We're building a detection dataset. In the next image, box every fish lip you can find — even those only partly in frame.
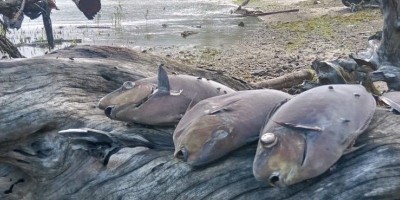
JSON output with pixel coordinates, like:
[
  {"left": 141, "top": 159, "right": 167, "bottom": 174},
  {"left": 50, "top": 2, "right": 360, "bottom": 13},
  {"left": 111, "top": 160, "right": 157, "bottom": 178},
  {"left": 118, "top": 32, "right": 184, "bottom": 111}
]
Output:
[
  {"left": 174, "top": 147, "right": 189, "bottom": 162},
  {"left": 97, "top": 100, "right": 107, "bottom": 110},
  {"left": 268, "top": 171, "right": 287, "bottom": 187},
  {"left": 135, "top": 94, "right": 151, "bottom": 108},
  {"left": 104, "top": 106, "right": 115, "bottom": 118}
]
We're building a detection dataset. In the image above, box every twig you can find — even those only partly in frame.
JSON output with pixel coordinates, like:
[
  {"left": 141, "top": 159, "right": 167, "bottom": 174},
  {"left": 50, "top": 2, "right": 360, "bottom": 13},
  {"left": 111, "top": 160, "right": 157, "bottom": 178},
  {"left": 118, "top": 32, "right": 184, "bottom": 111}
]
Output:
[
  {"left": 245, "top": 8, "right": 300, "bottom": 17},
  {"left": 0, "top": 35, "right": 24, "bottom": 58}
]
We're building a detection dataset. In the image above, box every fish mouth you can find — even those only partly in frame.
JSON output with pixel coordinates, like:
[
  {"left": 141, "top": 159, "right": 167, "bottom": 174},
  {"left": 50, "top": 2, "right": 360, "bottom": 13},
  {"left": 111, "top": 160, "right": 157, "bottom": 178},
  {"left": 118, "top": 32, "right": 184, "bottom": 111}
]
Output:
[
  {"left": 127, "top": 87, "right": 155, "bottom": 109},
  {"left": 174, "top": 147, "right": 189, "bottom": 162},
  {"left": 104, "top": 106, "right": 115, "bottom": 118},
  {"left": 268, "top": 171, "right": 284, "bottom": 187},
  {"left": 99, "top": 85, "right": 155, "bottom": 110},
  {"left": 268, "top": 172, "right": 281, "bottom": 187},
  {"left": 104, "top": 93, "right": 153, "bottom": 119}
]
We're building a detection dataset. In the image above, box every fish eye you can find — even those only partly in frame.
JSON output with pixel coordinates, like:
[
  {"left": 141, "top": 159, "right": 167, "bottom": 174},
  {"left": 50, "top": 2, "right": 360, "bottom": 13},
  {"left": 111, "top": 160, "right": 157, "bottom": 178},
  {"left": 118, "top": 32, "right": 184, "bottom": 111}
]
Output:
[
  {"left": 260, "top": 132, "right": 278, "bottom": 148},
  {"left": 122, "top": 81, "right": 135, "bottom": 89}
]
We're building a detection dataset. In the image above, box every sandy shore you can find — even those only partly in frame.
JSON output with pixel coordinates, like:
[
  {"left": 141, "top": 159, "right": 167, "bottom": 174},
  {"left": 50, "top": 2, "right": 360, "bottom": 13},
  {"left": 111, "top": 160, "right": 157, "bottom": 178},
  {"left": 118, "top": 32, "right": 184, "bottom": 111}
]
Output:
[{"left": 156, "top": 0, "right": 383, "bottom": 84}]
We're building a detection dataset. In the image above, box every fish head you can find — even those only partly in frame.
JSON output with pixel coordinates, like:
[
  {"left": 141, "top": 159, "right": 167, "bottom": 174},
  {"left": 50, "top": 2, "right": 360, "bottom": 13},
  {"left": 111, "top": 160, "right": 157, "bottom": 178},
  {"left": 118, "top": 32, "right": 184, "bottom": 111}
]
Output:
[
  {"left": 253, "top": 126, "right": 309, "bottom": 187},
  {"left": 107, "top": 92, "right": 191, "bottom": 125},
  {"left": 174, "top": 114, "right": 235, "bottom": 166},
  {"left": 98, "top": 81, "right": 156, "bottom": 110},
  {"left": 101, "top": 64, "right": 192, "bottom": 125}
]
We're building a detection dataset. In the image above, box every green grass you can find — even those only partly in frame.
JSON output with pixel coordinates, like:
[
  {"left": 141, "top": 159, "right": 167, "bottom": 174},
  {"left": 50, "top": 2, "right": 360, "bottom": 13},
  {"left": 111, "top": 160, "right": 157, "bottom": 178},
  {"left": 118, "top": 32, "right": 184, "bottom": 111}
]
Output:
[
  {"left": 233, "top": 0, "right": 261, "bottom": 4},
  {"left": 271, "top": 9, "right": 381, "bottom": 51}
]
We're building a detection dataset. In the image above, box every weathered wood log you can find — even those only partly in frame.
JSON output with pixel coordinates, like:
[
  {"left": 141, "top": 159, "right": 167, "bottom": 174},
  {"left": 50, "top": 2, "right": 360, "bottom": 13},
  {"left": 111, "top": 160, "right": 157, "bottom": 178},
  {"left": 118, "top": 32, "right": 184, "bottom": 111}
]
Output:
[
  {"left": 349, "top": 0, "right": 400, "bottom": 91},
  {"left": 0, "top": 35, "right": 23, "bottom": 58},
  {"left": 250, "top": 69, "right": 314, "bottom": 90},
  {"left": 0, "top": 45, "right": 399, "bottom": 199}
]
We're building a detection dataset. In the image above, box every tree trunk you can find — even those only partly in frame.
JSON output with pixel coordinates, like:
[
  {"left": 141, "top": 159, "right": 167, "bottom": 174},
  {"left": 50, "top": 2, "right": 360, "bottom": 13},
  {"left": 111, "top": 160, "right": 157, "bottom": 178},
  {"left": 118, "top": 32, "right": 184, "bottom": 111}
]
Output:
[
  {"left": 378, "top": 0, "right": 400, "bottom": 66},
  {"left": 0, "top": 45, "right": 399, "bottom": 199}
]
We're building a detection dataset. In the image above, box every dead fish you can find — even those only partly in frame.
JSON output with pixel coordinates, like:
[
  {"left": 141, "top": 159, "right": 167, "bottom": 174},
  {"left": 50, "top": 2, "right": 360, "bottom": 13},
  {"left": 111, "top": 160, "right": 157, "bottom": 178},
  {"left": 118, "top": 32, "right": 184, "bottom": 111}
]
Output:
[
  {"left": 173, "top": 89, "right": 292, "bottom": 166},
  {"left": 98, "top": 65, "right": 236, "bottom": 126},
  {"left": 253, "top": 84, "right": 376, "bottom": 187},
  {"left": 380, "top": 91, "right": 400, "bottom": 113}
]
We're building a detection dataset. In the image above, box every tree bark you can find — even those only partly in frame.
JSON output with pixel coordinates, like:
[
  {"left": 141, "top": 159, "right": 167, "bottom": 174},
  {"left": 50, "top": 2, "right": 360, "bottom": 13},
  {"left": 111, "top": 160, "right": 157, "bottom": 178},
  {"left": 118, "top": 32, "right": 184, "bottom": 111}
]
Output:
[
  {"left": 0, "top": 35, "right": 23, "bottom": 58},
  {"left": 0, "top": 45, "right": 399, "bottom": 199},
  {"left": 378, "top": 0, "right": 400, "bottom": 66}
]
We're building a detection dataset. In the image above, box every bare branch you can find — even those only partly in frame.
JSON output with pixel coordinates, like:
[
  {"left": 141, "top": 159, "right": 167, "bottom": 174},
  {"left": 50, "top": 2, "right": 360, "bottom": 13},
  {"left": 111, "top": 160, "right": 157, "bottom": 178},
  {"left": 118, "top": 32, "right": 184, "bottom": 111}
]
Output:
[{"left": 13, "top": 0, "right": 26, "bottom": 21}]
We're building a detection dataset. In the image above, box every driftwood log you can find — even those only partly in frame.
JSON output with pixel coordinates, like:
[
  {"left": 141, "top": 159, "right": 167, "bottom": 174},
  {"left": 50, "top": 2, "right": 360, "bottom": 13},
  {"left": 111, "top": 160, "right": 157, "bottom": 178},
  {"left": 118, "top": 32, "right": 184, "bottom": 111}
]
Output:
[
  {"left": 0, "top": 45, "right": 399, "bottom": 199},
  {"left": 250, "top": 69, "right": 314, "bottom": 90},
  {"left": 0, "top": 36, "right": 23, "bottom": 58}
]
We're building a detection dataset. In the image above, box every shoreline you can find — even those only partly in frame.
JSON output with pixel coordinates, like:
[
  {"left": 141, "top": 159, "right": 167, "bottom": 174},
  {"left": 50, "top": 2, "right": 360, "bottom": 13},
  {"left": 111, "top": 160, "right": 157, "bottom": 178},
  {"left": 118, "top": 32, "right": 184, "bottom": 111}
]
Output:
[{"left": 161, "top": 0, "right": 383, "bottom": 83}]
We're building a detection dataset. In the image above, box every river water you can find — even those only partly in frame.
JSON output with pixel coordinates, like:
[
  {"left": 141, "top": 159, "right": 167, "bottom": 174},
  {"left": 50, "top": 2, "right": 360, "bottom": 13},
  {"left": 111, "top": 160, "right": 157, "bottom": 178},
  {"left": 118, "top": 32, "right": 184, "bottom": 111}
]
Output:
[{"left": 8, "top": 0, "right": 263, "bottom": 57}]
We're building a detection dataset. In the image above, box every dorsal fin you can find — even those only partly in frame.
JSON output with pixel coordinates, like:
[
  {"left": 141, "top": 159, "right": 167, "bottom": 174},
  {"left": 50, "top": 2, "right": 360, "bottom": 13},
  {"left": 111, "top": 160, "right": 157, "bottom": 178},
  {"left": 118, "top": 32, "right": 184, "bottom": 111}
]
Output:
[{"left": 157, "top": 64, "right": 170, "bottom": 94}]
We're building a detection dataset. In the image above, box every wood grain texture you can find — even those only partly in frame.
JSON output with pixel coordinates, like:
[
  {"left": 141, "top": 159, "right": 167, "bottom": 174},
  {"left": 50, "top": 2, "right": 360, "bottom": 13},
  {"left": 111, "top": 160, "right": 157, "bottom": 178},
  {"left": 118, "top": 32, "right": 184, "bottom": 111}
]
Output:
[{"left": 0, "top": 45, "right": 399, "bottom": 200}]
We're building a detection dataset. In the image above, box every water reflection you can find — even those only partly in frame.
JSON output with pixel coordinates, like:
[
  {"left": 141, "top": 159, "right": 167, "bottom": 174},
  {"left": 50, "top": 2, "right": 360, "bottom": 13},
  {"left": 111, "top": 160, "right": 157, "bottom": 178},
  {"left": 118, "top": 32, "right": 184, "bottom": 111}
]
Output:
[{"left": 10, "top": 0, "right": 263, "bottom": 57}]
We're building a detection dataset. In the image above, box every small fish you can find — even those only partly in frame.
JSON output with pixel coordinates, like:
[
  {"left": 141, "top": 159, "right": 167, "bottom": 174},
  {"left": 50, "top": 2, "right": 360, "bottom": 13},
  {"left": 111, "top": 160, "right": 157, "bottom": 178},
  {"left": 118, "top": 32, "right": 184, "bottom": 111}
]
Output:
[
  {"left": 98, "top": 65, "right": 236, "bottom": 126},
  {"left": 173, "top": 89, "right": 292, "bottom": 166},
  {"left": 253, "top": 84, "right": 376, "bottom": 187}
]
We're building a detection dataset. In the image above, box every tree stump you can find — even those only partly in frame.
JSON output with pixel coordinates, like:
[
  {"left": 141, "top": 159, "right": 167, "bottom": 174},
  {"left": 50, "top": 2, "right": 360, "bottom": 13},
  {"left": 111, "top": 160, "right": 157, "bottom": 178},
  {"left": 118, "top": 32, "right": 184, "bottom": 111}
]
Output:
[{"left": 0, "top": 45, "right": 399, "bottom": 199}]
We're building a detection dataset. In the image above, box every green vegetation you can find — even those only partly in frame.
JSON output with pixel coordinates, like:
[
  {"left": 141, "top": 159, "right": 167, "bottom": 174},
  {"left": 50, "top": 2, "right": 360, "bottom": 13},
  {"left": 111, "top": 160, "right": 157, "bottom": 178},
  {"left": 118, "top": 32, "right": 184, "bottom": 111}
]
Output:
[
  {"left": 272, "top": 9, "right": 381, "bottom": 51},
  {"left": 112, "top": 0, "right": 124, "bottom": 28},
  {"left": 0, "top": 25, "right": 6, "bottom": 36},
  {"left": 233, "top": 0, "right": 261, "bottom": 4},
  {"left": 175, "top": 47, "right": 221, "bottom": 65}
]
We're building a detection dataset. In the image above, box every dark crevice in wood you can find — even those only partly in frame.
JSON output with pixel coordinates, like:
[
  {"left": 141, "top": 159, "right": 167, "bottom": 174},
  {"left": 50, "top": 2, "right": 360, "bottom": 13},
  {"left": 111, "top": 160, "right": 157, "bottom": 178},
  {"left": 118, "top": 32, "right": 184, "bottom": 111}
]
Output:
[{"left": 4, "top": 178, "right": 25, "bottom": 194}]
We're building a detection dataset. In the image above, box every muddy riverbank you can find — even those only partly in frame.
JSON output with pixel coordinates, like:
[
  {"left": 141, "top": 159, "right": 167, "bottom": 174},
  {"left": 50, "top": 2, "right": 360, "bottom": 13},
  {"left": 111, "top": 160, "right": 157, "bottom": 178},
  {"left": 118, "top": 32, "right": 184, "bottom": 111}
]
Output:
[{"left": 161, "top": 0, "right": 383, "bottom": 83}]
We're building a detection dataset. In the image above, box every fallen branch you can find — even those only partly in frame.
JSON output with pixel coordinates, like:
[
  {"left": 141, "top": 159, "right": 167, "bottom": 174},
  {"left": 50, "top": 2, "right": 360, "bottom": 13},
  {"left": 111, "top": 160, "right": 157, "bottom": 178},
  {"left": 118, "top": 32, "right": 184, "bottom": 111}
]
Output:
[
  {"left": 245, "top": 8, "right": 300, "bottom": 17},
  {"left": 13, "top": 0, "right": 26, "bottom": 21},
  {"left": 250, "top": 69, "right": 314, "bottom": 89},
  {"left": 0, "top": 35, "right": 24, "bottom": 58}
]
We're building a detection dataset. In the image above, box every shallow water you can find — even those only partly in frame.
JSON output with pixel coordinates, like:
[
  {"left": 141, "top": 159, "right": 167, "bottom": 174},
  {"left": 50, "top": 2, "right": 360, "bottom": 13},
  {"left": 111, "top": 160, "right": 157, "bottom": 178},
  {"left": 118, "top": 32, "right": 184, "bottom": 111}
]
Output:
[{"left": 9, "top": 0, "right": 264, "bottom": 57}]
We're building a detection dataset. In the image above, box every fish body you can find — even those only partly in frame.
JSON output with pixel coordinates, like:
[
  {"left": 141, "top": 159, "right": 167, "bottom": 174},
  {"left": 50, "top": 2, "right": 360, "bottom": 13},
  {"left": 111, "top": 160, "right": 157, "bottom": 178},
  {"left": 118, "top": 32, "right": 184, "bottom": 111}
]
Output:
[
  {"left": 173, "top": 89, "right": 292, "bottom": 166},
  {"left": 98, "top": 65, "right": 235, "bottom": 126},
  {"left": 253, "top": 84, "right": 376, "bottom": 187}
]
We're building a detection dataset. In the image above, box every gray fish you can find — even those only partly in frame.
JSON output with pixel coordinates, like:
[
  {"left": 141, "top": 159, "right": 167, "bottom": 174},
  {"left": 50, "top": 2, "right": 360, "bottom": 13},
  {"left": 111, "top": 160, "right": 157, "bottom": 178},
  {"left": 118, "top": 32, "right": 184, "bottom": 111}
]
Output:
[
  {"left": 253, "top": 84, "right": 376, "bottom": 187},
  {"left": 98, "top": 65, "right": 236, "bottom": 126},
  {"left": 173, "top": 89, "right": 292, "bottom": 166}
]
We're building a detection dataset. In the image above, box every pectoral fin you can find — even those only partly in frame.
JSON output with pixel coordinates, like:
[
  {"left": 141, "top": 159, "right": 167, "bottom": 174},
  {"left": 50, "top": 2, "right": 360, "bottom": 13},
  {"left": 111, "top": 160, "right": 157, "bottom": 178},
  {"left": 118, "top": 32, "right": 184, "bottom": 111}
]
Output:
[
  {"left": 344, "top": 144, "right": 366, "bottom": 155},
  {"left": 274, "top": 121, "right": 323, "bottom": 132},
  {"left": 207, "top": 99, "right": 240, "bottom": 115}
]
